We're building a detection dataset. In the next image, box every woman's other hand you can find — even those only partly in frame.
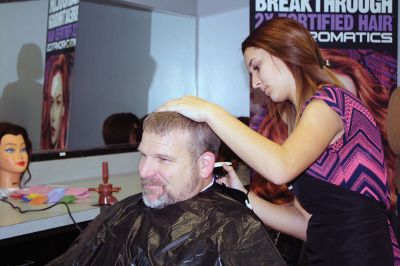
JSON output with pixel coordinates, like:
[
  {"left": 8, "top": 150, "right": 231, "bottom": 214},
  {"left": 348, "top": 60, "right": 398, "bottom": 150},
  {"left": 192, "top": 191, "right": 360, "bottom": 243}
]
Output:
[{"left": 216, "top": 163, "right": 247, "bottom": 194}]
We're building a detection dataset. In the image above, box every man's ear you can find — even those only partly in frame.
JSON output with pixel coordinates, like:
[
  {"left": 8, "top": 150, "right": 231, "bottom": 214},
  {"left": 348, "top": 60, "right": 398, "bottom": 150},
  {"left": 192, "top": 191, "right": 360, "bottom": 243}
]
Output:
[{"left": 197, "top": 151, "right": 215, "bottom": 179}]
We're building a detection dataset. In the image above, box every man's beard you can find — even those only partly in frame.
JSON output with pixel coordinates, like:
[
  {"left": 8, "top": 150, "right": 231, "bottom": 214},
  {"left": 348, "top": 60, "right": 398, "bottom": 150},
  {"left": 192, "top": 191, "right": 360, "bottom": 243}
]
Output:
[{"left": 141, "top": 168, "right": 200, "bottom": 209}]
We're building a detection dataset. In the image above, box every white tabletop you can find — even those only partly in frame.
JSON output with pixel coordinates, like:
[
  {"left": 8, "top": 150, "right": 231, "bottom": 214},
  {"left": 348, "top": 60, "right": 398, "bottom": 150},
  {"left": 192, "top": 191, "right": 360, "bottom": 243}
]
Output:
[{"left": 0, "top": 171, "right": 141, "bottom": 240}]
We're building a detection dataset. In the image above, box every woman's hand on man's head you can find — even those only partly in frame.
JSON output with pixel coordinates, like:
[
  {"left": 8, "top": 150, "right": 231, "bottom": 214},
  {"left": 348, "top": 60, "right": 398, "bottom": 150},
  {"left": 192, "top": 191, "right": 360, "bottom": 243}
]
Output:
[{"left": 157, "top": 95, "right": 217, "bottom": 123}]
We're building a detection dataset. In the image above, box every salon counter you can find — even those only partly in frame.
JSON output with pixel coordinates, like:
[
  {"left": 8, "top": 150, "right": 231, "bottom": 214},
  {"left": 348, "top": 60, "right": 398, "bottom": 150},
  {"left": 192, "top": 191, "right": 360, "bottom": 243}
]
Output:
[
  {"left": 0, "top": 162, "right": 251, "bottom": 240},
  {"left": 0, "top": 171, "right": 141, "bottom": 240}
]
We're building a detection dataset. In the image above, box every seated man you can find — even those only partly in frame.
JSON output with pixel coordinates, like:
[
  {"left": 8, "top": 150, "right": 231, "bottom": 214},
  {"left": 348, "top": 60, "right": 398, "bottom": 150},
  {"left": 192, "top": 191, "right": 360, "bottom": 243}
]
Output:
[{"left": 48, "top": 112, "right": 285, "bottom": 266}]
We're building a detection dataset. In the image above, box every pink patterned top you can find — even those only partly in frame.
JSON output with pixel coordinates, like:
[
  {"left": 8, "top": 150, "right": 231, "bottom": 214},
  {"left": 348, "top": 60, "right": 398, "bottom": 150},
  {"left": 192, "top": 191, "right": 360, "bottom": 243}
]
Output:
[
  {"left": 300, "top": 86, "right": 399, "bottom": 265},
  {"left": 302, "top": 86, "right": 391, "bottom": 208}
]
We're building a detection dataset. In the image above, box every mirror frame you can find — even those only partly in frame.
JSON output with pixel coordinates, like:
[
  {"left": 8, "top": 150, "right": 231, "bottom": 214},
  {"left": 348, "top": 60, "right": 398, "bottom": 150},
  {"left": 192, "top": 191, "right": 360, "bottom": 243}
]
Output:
[
  {"left": 23, "top": 0, "right": 197, "bottom": 162},
  {"left": 31, "top": 144, "right": 137, "bottom": 161}
]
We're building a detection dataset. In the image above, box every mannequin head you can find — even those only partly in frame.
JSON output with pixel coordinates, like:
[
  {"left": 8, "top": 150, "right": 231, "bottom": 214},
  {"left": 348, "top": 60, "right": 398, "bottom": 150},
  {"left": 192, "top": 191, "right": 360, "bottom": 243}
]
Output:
[{"left": 0, "top": 122, "right": 32, "bottom": 189}]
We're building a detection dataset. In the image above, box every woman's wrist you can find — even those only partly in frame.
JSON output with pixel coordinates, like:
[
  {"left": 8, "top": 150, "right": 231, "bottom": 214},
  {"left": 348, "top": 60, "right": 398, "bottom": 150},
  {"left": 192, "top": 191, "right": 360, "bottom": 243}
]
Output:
[{"left": 204, "top": 101, "right": 223, "bottom": 125}]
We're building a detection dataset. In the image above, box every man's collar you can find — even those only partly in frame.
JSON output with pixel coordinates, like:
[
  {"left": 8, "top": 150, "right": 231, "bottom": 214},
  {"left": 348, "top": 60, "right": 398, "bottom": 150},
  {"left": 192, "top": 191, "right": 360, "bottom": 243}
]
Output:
[{"left": 201, "top": 180, "right": 214, "bottom": 192}]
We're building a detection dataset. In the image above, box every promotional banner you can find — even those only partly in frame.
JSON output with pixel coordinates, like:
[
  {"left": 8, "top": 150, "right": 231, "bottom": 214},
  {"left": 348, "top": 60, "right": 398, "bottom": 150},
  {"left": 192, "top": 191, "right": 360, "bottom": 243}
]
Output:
[
  {"left": 41, "top": 0, "right": 79, "bottom": 150},
  {"left": 249, "top": 0, "right": 398, "bottom": 204}
]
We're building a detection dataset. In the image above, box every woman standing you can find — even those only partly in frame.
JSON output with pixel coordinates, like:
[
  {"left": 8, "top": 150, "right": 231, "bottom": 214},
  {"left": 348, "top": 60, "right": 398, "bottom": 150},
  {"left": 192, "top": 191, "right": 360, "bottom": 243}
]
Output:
[{"left": 159, "top": 18, "right": 399, "bottom": 265}]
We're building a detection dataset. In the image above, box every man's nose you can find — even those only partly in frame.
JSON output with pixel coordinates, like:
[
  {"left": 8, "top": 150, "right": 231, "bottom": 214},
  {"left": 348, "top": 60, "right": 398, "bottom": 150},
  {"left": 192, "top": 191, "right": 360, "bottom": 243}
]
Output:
[{"left": 139, "top": 159, "right": 156, "bottom": 178}]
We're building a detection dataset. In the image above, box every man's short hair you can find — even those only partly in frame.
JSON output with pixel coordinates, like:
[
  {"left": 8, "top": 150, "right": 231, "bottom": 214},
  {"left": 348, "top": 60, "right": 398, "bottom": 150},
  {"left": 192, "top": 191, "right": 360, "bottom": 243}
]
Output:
[{"left": 143, "top": 112, "right": 221, "bottom": 161}]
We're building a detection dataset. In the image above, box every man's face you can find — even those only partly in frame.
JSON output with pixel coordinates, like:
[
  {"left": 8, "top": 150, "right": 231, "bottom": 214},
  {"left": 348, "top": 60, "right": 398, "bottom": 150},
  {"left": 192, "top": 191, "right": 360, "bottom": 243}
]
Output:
[{"left": 138, "top": 130, "right": 200, "bottom": 208}]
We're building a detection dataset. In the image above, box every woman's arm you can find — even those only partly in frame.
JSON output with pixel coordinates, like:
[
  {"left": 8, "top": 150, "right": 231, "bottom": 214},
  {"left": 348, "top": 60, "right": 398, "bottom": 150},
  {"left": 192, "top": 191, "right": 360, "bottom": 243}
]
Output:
[
  {"left": 220, "top": 164, "right": 310, "bottom": 241},
  {"left": 387, "top": 88, "right": 400, "bottom": 154},
  {"left": 249, "top": 192, "right": 310, "bottom": 241},
  {"left": 159, "top": 96, "right": 343, "bottom": 184}
]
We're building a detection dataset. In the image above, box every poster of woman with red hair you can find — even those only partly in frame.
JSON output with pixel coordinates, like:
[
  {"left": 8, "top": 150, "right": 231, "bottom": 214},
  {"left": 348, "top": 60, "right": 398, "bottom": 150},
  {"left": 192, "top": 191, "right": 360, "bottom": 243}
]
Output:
[{"left": 40, "top": 0, "right": 79, "bottom": 150}]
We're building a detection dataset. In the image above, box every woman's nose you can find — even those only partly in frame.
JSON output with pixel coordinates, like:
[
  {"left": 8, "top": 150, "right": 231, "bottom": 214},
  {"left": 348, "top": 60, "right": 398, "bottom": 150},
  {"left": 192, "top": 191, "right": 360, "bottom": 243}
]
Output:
[{"left": 252, "top": 76, "right": 261, "bottom": 89}]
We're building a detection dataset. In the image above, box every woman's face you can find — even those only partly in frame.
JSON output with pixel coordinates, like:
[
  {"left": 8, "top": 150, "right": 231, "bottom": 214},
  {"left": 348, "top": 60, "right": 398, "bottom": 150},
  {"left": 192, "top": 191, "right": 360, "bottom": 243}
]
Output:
[
  {"left": 50, "top": 72, "right": 65, "bottom": 146},
  {"left": 244, "top": 47, "right": 296, "bottom": 104},
  {"left": 0, "top": 134, "right": 28, "bottom": 176}
]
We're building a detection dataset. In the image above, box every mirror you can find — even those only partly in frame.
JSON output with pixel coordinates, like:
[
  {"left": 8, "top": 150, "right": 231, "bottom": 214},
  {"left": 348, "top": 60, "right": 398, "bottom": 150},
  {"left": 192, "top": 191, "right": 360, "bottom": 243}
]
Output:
[{"left": 0, "top": 0, "right": 196, "bottom": 160}]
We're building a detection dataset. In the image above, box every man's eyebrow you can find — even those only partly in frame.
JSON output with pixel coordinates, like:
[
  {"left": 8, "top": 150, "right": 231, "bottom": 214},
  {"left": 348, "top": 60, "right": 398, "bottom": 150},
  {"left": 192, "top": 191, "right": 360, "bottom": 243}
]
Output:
[
  {"left": 137, "top": 150, "right": 173, "bottom": 159},
  {"left": 155, "top": 153, "right": 176, "bottom": 160}
]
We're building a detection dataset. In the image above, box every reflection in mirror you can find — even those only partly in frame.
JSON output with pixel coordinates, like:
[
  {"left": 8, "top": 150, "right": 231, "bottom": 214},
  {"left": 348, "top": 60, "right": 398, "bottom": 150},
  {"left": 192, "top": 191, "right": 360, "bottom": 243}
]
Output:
[
  {"left": 0, "top": 0, "right": 196, "bottom": 159},
  {"left": 0, "top": 0, "right": 47, "bottom": 152},
  {"left": 68, "top": 0, "right": 155, "bottom": 151},
  {"left": 0, "top": 43, "right": 44, "bottom": 152}
]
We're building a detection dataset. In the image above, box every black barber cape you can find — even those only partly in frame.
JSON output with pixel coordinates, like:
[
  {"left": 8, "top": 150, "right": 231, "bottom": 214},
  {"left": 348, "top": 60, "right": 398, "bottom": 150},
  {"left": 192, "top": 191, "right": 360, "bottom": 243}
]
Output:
[{"left": 48, "top": 183, "right": 285, "bottom": 266}]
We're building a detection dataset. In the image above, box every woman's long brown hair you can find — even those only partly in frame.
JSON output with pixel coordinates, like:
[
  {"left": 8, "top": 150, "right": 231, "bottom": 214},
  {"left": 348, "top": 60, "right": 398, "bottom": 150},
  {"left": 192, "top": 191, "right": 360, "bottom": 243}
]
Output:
[
  {"left": 242, "top": 17, "right": 338, "bottom": 131},
  {"left": 243, "top": 18, "right": 338, "bottom": 203}
]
